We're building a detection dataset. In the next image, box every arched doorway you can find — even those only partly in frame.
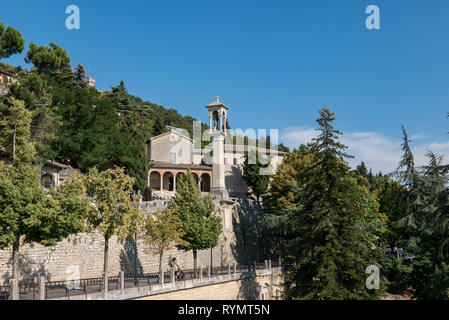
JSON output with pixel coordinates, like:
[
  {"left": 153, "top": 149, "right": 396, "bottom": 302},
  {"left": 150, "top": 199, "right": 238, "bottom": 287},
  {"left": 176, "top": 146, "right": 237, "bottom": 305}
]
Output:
[
  {"left": 176, "top": 172, "right": 186, "bottom": 191},
  {"left": 150, "top": 171, "right": 161, "bottom": 191},
  {"left": 200, "top": 173, "right": 211, "bottom": 192},
  {"left": 192, "top": 173, "right": 199, "bottom": 186},
  {"left": 163, "top": 172, "right": 174, "bottom": 191}
]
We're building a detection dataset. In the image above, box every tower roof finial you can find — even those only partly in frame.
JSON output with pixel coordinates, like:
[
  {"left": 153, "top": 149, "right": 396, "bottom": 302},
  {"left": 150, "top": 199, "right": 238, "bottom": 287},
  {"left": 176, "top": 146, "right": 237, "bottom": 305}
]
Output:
[{"left": 216, "top": 96, "right": 220, "bottom": 101}]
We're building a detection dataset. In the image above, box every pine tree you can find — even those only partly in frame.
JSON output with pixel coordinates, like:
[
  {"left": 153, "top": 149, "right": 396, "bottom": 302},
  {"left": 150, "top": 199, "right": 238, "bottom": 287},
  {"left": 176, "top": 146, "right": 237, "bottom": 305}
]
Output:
[
  {"left": 270, "top": 108, "right": 385, "bottom": 300},
  {"left": 0, "top": 22, "right": 25, "bottom": 61},
  {"left": 74, "top": 64, "right": 86, "bottom": 83},
  {"left": 395, "top": 128, "right": 449, "bottom": 299}
]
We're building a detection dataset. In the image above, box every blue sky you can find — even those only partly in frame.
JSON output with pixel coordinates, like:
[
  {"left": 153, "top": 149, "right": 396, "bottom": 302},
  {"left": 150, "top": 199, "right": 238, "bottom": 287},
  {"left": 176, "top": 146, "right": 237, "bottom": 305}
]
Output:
[{"left": 2, "top": 0, "right": 449, "bottom": 173}]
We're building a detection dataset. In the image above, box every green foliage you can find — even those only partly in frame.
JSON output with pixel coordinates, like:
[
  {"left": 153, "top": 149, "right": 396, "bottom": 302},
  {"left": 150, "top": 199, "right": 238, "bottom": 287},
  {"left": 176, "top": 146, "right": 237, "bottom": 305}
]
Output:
[
  {"left": 393, "top": 127, "right": 449, "bottom": 299},
  {"left": 84, "top": 167, "right": 143, "bottom": 242},
  {"left": 83, "top": 166, "right": 144, "bottom": 275},
  {"left": 242, "top": 151, "right": 271, "bottom": 205},
  {"left": 0, "top": 162, "right": 89, "bottom": 245},
  {"left": 169, "top": 171, "right": 221, "bottom": 252},
  {"left": 168, "top": 171, "right": 221, "bottom": 275},
  {"left": 141, "top": 208, "right": 186, "bottom": 272},
  {"left": 383, "top": 256, "right": 413, "bottom": 294},
  {"left": 74, "top": 64, "right": 87, "bottom": 83},
  {"left": 0, "top": 98, "right": 35, "bottom": 164},
  {"left": 267, "top": 108, "right": 385, "bottom": 300},
  {"left": 0, "top": 98, "right": 89, "bottom": 279},
  {"left": 25, "top": 42, "right": 72, "bottom": 76},
  {"left": 8, "top": 72, "right": 60, "bottom": 161},
  {"left": 0, "top": 22, "right": 25, "bottom": 60}
]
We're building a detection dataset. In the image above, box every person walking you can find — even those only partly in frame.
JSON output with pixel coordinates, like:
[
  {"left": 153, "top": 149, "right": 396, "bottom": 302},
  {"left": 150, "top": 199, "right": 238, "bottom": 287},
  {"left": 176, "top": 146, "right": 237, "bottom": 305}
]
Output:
[{"left": 170, "top": 257, "right": 181, "bottom": 281}]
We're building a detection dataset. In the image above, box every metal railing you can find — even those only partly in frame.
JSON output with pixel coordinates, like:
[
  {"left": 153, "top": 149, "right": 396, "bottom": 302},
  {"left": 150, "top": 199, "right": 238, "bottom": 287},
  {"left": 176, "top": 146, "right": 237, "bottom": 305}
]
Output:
[
  {"left": 8, "top": 259, "right": 280, "bottom": 300},
  {"left": 0, "top": 286, "right": 9, "bottom": 300}
]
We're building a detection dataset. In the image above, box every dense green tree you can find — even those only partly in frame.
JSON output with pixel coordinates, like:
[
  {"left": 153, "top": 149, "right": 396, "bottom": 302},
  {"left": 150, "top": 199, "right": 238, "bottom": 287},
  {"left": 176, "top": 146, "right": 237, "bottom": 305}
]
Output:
[
  {"left": 242, "top": 151, "right": 271, "bottom": 205},
  {"left": 74, "top": 64, "right": 87, "bottom": 83},
  {"left": 394, "top": 126, "right": 449, "bottom": 299},
  {"left": 8, "top": 72, "right": 60, "bottom": 161},
  {"left": 169, "top": 171, "right": 221, "bottom": 278},
  {"left": 267, "top": 108, "right": 385, "bottom": 300},
  {"left": 140, "top": 208, "right": 186, "bottom": 275},
  {"left": 0, "top": 98, "right": 90, "bottom": 280},
  {"left": 0, "top": 22, "right": 25, "bottom": 60},
  {"left": 84, "top": 167, "right": 144, "bottom": 281},
  {"left": 25, "top": 42, "right": 72, "bottom": 77}
]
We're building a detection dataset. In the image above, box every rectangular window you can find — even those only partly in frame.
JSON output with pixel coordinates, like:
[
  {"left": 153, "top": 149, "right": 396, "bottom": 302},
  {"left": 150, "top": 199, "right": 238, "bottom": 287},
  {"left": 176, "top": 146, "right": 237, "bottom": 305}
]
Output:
[{"left": 170, "top": 153, "right": 177, "bottom": 163}]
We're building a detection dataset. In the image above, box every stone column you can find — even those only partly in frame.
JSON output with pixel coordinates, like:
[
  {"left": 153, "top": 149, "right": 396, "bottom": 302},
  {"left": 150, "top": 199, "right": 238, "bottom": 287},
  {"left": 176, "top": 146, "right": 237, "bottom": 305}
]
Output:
[
  {"left": 210, "top": 131, "right": 229, "bottom": 199},
  {"left": 228, "top": 264, "right": 231, "bottom": 275},
  {"left": 253, "top": 261, "right": 257, "bottom": 273},
  {"left": 265, "top": 260, "right": 268, "bottom": 269},
  {"left": 233, "top": 262, "right": 237, "bottom": 275},
  {"left": 171, "top": 267, "right": 175, "bottom": 283},
  {"left": 119, "top": 271, "right": 125, "bottom": 290},
  {"left": 209, "top": 115, "right": 212, "bottom": 130},
  {"left": 207, "top": 265, "right": 211, "bottom": 279},
  {"left": 278, "top": 257, "right": 282, "bottom": 267},
  {"left": 9, "top": 279, "right": 18, "bottom": 300},
  {"left": 160, "top": 172, "right": 164, "bottom": 191},
  {"left": 173, "top": 175, "right": 177, "bottom": 193},
  {"left": 268, "top": 259, "right": 272, "bottom": 270},
  {"left": 218, "top": 115, "right": 223, "bottom": 131},
  {"left": 38, "top": 277, "right": 46, "bottom": 300},
  {"left": 199, "top": 265, "right": 203, "bottom": 280}
]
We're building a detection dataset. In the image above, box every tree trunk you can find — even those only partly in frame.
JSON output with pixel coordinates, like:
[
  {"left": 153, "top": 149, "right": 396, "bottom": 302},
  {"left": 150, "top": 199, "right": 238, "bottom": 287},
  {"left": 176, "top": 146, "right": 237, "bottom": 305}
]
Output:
[
  {"left": 103, "top": 235, "right": 109, "bottom": 278},
  {"left": 134, "top": 233, "right": 138, "bottom": 275},
  {"left": 11, "top": 236, "right": 20, "bottom": 280},
  {"left": 158, "top": 251, "right": 163, "bottom": 280},
  {"left": 210, "top": 248, "right": 213, "bottom": 276},
  {"left": 12, "top": 125, "right": 16, "bottom": 160},
  {"left": 193, "top": 250, "right": 198, "bottom": 279}
]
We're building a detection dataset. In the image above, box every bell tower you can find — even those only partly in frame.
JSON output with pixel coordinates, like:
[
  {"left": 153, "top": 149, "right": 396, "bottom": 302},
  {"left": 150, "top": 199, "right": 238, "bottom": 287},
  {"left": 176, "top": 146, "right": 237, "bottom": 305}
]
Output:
[{"left": 206, "top": 96, "right": 229, "bottom": 200}]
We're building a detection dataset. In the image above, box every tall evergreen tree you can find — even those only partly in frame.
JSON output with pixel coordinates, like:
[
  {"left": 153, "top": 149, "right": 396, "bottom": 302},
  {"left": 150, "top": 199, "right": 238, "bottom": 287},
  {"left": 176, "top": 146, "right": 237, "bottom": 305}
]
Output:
[
  {"left": 0, "top": 22, "right": 25, "bottom": 61},
  {"left": 395, "top": 126, "right": 449, "bottom": 299},
  {"left": 268, "top": 108, "right": 385, "bottom": 300},
  {"left": 242, "top": 151, "right": 271, "bottom": 205}
]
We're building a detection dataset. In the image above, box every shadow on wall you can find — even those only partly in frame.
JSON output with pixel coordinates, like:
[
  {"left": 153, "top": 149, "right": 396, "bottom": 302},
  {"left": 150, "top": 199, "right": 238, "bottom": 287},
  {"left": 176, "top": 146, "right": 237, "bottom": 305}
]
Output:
[
  {"left": 119, "top": 237, "right": 144, "bottom": 276},
  {"left": 231, "top": 201, "right": 271, "bottom": 265},
  {"left": 3, "top": 253, "right": 50, "bottom": 285},
  {"left": 225, "top": 166, "right": 248, "bottom": 199},
  {"left": 237, "top": 277, "right": 261, "bottom": 300}
]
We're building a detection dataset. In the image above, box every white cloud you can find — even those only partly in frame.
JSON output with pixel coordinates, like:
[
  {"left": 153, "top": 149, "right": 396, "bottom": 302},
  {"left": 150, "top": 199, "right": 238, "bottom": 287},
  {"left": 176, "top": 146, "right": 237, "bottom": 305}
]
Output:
[{"left": 280, "top": 127, "right": 449, "bottom": 174}]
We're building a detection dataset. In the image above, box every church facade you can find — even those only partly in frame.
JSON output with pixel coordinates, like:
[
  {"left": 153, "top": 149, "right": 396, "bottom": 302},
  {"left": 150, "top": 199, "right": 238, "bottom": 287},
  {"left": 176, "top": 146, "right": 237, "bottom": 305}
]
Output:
[
  {"left": 144, "top": 97, "right": 286, "bottom": 239},
  {"left": 0, "top": 97, "right": 287, "bottom": 284}
]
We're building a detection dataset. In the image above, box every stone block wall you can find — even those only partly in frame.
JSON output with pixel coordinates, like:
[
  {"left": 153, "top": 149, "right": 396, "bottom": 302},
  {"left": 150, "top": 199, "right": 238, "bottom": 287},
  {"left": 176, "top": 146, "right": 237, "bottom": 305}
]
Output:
[
  {"left": 0, "top": 230, "right": 236, "bottom": 285},
  {"left": 0, "top": 198, "right": 266, "bottom": 285}
]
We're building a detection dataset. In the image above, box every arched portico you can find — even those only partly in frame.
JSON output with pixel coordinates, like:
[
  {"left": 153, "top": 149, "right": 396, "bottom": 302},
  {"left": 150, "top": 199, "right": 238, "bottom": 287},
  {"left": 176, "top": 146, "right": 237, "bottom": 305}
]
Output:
[
  {"left": 200, "top": 173, "right": 211, "bottom": 192},
  {"left": 149, "top": 171, "right": 162, "bottom": 191},
  {"left": 148, "top": 165, "right": 213, "bottom": 199},
  {"left": 163, "top": 172, "right": 175, "bottom": 191}
]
